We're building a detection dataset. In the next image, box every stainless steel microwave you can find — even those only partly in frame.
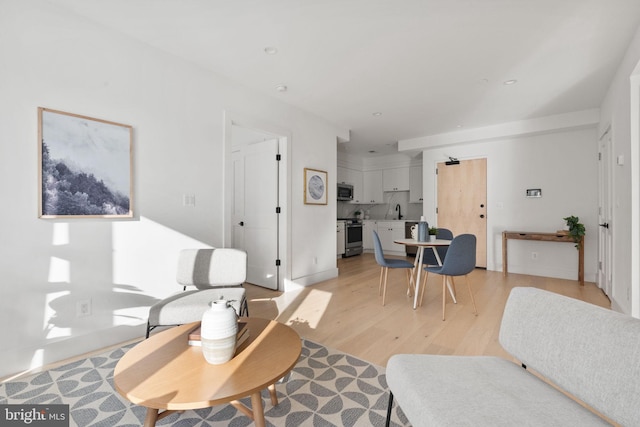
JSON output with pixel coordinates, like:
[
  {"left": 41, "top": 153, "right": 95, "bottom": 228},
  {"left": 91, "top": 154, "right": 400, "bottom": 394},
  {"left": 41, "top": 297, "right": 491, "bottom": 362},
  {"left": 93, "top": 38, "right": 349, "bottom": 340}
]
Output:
[{"left": 337, "top": 183, "right": 354, "bottom": 201}]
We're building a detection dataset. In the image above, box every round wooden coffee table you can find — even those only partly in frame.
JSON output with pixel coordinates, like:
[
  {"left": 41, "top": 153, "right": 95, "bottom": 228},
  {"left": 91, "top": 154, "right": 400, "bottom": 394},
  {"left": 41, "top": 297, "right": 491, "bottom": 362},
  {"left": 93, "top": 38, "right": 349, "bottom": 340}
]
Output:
[{"left": 114, "top": 318, "right": 301, "bottom": 427}]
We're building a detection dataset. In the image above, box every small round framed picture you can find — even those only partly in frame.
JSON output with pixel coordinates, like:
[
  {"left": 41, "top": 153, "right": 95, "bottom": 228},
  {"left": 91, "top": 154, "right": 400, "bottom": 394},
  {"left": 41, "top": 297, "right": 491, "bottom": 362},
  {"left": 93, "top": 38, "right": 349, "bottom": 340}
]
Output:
[{"left": 304, "top": 168, "right": 327, "bottom": 205}]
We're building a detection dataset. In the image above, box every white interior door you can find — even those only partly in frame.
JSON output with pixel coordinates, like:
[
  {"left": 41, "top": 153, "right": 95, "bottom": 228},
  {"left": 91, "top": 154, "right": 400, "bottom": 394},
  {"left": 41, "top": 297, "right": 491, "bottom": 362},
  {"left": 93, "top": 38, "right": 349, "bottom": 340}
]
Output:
[
  {"left": 597, "top": 131, "right": 613, "bottom": 296},
  {"left": 232, "top": 139, "right": 279, "bottom": 290}
]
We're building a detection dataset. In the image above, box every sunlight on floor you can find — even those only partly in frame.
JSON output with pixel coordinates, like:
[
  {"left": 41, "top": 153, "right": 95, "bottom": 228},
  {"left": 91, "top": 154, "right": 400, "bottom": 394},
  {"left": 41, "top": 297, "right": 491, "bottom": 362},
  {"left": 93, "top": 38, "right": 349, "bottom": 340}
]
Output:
[{"left": 278, "top": 288, "right": 332, "bottom": 329}]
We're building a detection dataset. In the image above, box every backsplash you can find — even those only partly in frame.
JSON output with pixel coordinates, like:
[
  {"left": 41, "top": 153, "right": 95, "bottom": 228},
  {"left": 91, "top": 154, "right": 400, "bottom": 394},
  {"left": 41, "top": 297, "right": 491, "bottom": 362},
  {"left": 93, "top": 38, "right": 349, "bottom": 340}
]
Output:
[{"left": 337, "top": 191, "right": 423, "bottom": 220}]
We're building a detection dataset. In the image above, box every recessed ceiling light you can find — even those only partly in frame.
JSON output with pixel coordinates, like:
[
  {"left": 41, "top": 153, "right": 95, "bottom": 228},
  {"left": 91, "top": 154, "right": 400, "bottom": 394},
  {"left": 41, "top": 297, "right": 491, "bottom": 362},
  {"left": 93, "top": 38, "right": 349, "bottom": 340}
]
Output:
[
  {"left": 456, "top": 124, "right": 464, "bottom": 128},
  {"left": 264, "top": 47, "right": 278, "bottom": 55},
  {"left": 275, "top": 84, "right": 287, "bottom": 92},
  {"left": 372, "top": 112, "right": 382, "bottom": 116},
  {"left": 503, "top": 79, "right": 518, "bottom": 85}
]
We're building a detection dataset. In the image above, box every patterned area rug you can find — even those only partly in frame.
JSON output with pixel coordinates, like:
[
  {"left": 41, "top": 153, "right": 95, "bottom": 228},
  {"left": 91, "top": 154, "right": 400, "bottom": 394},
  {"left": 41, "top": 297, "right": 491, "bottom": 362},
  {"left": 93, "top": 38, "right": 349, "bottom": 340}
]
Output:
[{"left": 1, "top": 339, "right": 409, "bottom": 426}]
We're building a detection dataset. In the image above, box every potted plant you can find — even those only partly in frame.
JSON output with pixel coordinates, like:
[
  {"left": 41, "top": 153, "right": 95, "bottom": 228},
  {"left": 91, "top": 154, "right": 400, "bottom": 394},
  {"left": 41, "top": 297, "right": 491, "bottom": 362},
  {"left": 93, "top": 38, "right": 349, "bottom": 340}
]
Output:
[
  {"left": 428, "top": 226, "right": 438, "bottom": 242},
  {"left": 563, "top": 215, "right": 585, "bottom": 249}
]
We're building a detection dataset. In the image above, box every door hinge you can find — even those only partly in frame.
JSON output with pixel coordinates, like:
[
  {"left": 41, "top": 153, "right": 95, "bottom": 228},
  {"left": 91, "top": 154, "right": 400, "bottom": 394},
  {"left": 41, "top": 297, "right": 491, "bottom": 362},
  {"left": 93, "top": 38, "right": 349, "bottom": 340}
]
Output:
[
  {"left": 275, "top": 259, "right": 281, "bottom": 266},
  {"left": 436, "top": 207, "right": 438, "bottom": 214},
  {"left": 598, "top": 152, "right": 602, "bottom": 161},
  {"left": 276, "top": 154, "right": 281, "bottom": 161},
  {"left": 276, "top": 206, "right": 281, "bottom": 213},
  {"left": 435, "top": 168, "right": 438, "bottom": 175}
]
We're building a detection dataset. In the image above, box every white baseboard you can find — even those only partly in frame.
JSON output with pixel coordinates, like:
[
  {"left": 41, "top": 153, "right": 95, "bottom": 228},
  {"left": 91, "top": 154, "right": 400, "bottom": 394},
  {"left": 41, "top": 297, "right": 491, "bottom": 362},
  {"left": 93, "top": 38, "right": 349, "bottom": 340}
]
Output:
[{"left": 287, "top": 268, "right": 339, "bottom": 290}]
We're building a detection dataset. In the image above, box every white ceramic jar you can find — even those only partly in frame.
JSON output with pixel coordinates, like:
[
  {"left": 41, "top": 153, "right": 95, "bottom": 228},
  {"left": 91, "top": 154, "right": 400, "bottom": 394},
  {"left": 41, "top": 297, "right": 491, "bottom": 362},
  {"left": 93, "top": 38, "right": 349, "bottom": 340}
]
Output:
[{"left": 200, "top": 300, "right": 238, "bottom": 364}]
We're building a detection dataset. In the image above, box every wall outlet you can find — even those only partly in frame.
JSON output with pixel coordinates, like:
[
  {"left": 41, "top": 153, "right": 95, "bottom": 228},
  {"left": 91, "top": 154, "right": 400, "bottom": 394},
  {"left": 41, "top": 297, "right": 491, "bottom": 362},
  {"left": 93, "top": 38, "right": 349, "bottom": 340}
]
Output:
[
  {"left": 77, "top": 299, "right": 92, "bottom": 317},
  {"left": 531, "top": 252, "right": 538, "bottom": 260},
  {"left": 183, "top": 194, "right": 196, "bottom": 207}
]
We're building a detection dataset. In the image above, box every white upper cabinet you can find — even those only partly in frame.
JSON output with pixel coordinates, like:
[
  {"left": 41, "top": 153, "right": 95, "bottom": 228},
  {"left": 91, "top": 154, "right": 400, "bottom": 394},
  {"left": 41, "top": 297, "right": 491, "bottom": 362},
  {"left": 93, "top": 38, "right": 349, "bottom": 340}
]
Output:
[
  {"left": 409, "top": 165, "right": 423, "bottom": 203},
  {"left": 349, "top": 169, "right": 363, "bottom": 203},
  {"left": 363, "top": 170, "right": 384, "bottom": 203},
  {"left": 383, "top": 168, "right": 410, "bottom": 191},
  {"left": 337, "top": 166, "right": 349, "bottom": 185}
]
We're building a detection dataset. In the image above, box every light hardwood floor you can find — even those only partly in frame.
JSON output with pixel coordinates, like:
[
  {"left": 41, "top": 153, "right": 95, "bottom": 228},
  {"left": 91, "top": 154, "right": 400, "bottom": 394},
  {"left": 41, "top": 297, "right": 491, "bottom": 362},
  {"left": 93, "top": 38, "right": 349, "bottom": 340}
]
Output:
[{"left": 246, "top": 253, "right": 610, "bottom": 367}]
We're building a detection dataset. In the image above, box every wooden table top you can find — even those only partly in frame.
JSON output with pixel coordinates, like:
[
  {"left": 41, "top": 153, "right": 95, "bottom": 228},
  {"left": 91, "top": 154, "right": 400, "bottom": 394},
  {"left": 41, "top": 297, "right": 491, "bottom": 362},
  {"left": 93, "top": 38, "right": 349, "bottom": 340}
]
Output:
[
  {"left": 394, "top": 238, "right": 452, "bottom": 246},
  {"left": 114, "top": 318, "right": 301, "bottom": 411}
]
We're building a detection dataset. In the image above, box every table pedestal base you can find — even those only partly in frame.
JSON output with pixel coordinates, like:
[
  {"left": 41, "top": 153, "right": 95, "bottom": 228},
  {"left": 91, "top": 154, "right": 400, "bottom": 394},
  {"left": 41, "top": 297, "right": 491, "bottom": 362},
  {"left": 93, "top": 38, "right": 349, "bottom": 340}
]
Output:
[{"left": 143, "top": 383, "right": 279, "bottom": 427}]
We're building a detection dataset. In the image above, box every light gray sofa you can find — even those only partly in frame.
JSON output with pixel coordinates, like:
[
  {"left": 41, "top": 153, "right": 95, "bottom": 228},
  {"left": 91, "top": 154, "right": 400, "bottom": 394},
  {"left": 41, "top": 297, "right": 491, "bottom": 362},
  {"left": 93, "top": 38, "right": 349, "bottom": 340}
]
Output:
[{"left": 386, "top": 287, "right": 640, "bottom": 426}]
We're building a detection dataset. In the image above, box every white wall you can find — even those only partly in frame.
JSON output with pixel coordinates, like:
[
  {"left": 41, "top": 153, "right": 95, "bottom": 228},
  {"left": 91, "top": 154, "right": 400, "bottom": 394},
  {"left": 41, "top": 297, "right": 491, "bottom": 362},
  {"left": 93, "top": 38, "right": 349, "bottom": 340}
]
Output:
[
  {"left": 599, "top": 24, "right": 640, "bottom": 315},
  {"left": 420, "top": 127, "right": 599, "bottom": 281},
  {"left": 0, "top": 0, "right": 344, "bottom": 377}
]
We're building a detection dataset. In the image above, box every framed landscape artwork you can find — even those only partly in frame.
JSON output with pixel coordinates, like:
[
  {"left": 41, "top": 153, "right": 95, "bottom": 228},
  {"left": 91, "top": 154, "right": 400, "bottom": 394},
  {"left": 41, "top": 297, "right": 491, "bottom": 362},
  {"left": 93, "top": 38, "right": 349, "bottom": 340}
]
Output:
[
  {"left": 38, "top": 107, "right": 133, "bottom": 218},
  {"left": 304, "top": 168, "right": 327, "bottom": 205}
]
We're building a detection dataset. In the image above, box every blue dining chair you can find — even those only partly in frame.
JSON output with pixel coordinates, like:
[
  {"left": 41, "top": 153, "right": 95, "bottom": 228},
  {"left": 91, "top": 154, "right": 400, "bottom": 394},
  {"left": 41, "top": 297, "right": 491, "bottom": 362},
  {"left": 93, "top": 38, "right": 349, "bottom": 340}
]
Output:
[
  {"left": 372, "top": 230, "right": 415, "bottom": 306},
  {"left": 421, "top": 228, "right": 453, "bottom": 266},
  {"left": 420, "top": 234, "right": 478, "bottom": 320}
]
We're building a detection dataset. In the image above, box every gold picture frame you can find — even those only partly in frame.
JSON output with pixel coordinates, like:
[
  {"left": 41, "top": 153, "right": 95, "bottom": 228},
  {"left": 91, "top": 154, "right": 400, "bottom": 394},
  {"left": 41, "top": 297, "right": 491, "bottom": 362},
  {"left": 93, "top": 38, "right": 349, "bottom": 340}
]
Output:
[
  {"left": 304, "top": 168, "right": 327, "bottom": 205},
  {"left": 38, "top": 107, "right": 133, "bottom": 218}
]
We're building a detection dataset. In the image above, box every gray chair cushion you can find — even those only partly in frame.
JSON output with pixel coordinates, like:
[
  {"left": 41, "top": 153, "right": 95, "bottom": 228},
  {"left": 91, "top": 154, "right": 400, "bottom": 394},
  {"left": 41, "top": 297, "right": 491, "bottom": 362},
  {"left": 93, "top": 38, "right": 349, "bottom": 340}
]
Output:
[
  {"left": 387, "top": 354, "right": 610, "bottom": 427},
  {"left": 148, "top": 287, "right": 246, "bottom": 326}
]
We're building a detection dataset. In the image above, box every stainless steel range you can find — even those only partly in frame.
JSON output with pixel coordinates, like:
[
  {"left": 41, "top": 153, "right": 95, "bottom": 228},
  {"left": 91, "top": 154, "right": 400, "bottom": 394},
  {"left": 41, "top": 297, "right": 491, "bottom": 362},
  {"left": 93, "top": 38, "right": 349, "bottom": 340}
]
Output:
[{"left": 338, "top": 218, "right": 363, "bottom": 257}]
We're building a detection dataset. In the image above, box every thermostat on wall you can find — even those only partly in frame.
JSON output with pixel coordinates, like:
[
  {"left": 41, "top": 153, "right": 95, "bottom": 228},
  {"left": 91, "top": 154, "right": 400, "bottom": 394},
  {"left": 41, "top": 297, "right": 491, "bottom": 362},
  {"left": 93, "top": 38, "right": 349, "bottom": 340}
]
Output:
[{"left": 526, "top": 189, "right": 542, "bottom": 198}]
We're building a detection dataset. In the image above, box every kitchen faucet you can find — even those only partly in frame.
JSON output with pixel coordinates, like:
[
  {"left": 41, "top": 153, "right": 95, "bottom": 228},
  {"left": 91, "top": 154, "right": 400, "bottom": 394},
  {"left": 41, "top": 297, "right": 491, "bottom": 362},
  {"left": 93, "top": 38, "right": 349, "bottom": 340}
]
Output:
[{"left": 395, "top": 204, "right": 403, "bottom": 220}]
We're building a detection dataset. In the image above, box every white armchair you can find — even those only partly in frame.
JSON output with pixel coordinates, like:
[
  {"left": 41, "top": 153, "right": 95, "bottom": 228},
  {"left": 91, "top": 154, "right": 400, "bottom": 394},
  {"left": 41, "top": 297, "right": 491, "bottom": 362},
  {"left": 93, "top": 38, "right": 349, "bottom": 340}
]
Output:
[{"left": 146, "top": 248, "right": 248, "bottom": 338}]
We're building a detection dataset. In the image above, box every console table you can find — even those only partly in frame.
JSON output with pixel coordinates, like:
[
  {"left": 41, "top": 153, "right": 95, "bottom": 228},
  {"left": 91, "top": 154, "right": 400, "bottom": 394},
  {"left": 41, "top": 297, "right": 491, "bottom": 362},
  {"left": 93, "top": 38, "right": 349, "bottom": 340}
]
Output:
[{"left": 502, "top": 231, "right": 584, "bottom": 285}]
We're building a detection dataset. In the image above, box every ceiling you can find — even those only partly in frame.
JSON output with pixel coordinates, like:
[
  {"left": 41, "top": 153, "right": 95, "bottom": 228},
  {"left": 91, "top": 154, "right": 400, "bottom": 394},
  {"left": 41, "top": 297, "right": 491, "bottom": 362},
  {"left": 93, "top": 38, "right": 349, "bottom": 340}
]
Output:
[{"left": 50, "top": 0, "right": 640, "bottom": 157}]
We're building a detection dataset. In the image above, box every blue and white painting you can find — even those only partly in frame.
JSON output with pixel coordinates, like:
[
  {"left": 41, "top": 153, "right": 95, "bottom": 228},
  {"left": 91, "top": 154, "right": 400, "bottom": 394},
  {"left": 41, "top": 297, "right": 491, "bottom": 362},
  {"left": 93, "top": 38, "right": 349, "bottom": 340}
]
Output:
[
  {"left": 304, "top": 168, "right": 327, "bottom": 205},
  {"left": 39, "top": 108, "right": 133, "bottom": 217}
]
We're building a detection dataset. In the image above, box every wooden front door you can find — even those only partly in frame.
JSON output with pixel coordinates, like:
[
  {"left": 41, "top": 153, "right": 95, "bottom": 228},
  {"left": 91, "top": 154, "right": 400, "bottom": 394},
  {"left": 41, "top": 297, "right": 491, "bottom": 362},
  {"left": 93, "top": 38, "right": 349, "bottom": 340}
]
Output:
[{"left": 437, "top": 158, "right": 487, "bottom": 268}]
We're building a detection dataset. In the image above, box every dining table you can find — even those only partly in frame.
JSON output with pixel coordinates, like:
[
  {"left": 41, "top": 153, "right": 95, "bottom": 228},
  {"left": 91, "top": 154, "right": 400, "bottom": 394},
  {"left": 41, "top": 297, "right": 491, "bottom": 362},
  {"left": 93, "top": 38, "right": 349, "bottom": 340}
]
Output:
[{"left": 393, "top": 238, "right": 454, "bottom": 309}]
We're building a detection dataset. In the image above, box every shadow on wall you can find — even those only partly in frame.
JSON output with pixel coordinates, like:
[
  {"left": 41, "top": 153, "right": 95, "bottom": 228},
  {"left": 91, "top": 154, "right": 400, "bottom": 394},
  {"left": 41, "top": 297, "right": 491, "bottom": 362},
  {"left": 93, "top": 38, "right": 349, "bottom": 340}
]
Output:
[{"left": 2, "top": 216, "right": 214, "bottom": 379}]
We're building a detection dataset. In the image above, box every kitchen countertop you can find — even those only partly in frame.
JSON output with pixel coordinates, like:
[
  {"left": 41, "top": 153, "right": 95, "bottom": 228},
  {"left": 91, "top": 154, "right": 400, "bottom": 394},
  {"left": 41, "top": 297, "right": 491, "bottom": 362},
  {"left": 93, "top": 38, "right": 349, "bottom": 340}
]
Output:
[
  {"left": 363, "top": 219, "right": 419, "bottom": 222},
  {"left": 337, "top": 219, "right": 420, "bottom": 222}
]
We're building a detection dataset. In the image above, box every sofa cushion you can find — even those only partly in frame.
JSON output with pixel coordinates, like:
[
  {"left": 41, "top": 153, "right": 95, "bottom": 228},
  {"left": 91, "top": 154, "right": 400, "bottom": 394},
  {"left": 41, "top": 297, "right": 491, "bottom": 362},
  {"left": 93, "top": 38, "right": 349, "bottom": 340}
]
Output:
[{"left": 386, "top": 354, "right": 610, "bottom": 427}]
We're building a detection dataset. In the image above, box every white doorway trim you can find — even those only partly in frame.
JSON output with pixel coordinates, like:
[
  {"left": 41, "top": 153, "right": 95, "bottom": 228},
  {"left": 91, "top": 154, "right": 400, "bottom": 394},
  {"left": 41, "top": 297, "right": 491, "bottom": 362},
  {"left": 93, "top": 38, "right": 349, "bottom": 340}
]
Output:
[
  {"left": 630, "top": 66, "right": 640, "bottom": 318},
  {"left": 223, "top": 111, "right": 292, "bottom": 291},
  {"left": 597, "top": 126, "right": 613, "bottom": 296}
]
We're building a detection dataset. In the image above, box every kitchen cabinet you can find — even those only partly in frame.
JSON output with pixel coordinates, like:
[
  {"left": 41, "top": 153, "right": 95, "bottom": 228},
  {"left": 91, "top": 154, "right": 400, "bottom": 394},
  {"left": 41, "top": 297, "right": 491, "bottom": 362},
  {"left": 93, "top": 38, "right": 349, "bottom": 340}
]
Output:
[
  {"left": 337, "top": 167, "right": 349, "bottom": 185},
  {"left": 363, "top": 220, "right": 376, "bottom": 250},
  {"left": 409, "top": 165, "right": 423, "bottom": 203},
  {"left": 337, "top": 221, "right": 345, "bottom": 256},
  {"left": 383, "top": 168, "right": 410, "bottom": 192},
  {"left": 362, "top": 170, "right": 384, "bottom": 203},
  {"left": 376, "top": 221, "right": 406, "bottom": 254},
  {"left": 337, "top": 167, "right": 363, "bottom": 203}
]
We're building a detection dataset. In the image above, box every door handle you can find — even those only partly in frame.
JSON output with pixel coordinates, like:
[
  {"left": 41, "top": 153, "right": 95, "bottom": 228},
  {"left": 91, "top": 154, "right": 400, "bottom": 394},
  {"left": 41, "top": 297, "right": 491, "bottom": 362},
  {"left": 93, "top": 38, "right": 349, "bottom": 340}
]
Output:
[
  {"left": 239, "top": 221, "right": 244, "bottom": 226},
  {"left": 599, "top": 223, "right": 609, "bottom": 229}
]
